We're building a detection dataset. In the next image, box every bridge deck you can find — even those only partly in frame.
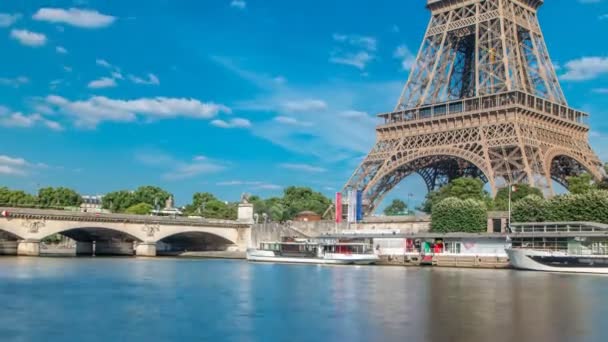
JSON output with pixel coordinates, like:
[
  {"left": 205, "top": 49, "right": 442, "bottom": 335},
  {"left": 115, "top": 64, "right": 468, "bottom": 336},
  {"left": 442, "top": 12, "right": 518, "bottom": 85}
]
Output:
[{"left": 0, "top": 207, "right": 249, "bottom": 228}]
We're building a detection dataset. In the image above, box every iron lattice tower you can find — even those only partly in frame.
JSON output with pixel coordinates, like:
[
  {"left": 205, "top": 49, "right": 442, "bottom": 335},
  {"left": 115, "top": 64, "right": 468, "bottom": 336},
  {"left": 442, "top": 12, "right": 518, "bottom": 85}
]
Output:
[{"left": 345, "top": 0, "right": 604, "bottom": 214}]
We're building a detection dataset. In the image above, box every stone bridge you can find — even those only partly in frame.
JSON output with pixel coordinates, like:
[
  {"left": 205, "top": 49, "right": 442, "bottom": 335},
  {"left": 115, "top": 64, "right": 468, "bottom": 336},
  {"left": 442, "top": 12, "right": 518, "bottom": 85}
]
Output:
[{"left": 0, "top": 206, "right": 253, "bottom": 257}]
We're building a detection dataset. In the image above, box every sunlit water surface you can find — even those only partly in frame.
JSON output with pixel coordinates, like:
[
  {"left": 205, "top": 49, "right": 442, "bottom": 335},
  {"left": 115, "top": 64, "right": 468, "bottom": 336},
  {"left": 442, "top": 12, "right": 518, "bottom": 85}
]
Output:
[{"left": 0, "top": 257, "right": 607, "bottom": 342}]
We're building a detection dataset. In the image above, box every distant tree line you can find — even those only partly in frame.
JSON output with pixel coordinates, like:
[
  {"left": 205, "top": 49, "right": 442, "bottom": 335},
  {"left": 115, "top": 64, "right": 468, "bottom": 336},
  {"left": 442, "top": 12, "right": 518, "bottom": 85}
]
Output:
[
  {"left": 0, "top": 187, "right": 82, "bottom": 208},
  {"left": 0, "top": 184, "right": 333, "bottom": 221}
]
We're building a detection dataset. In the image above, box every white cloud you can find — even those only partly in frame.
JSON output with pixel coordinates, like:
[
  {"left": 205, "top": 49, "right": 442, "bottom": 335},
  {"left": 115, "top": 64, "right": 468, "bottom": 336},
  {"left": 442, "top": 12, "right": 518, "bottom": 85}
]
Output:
[
  {"left": 593, "top": 88, "right": 608, "bottom": 94},
  {"left": 0, "top": 109, "right": 63, "bottom": 131},
  {"left": 332, "top": 33, "right": 377, "bottom": 51},
  {"left": 63, "top": 66, "right": 73, "bottom": 72},
  {"left": 166, "top": 162, "right": 225, "bottom": 180},
  {"left": 217, "top": 180, "right": 281, "bottom": 190},
  {"left": 0, "top": 155, "right": 28, "bottom": 176},
  {"left": 330, "top": 33, "right": 377, "bottom": 70},
  {"left": 0, "top": 154, "right": 54, "bottom": 176},
  {"left": 273, "top": 116, "right": 312, "bottom": 127},
  {"left": 111, "top": 71, "right": 124, "bottom": 80},
  {"left": 96, "top": 59, "right": 112, "bottom": 68},
  {"left": 0, "top": 13, "right": 22, "bottom": 27},
  {"left": 211, "top": 118, "right": 251, "bottom": 129},
  {"left": 128, "top": 73, "right": 160, "bottom": 85},
  {"left": 339, "top": 110, "right": 370, "bottom": 119},
  {"left": 279, "top": 163, "right": 327, "bottom": 173},
  {"left": 136, "top": 151, "right": 226, "bottom": 181},
  {"left": 215, "top": 58, "right": 400, "bottom": 161},
  {"left": 330, "top": 51, "right": 374, "bottom": 70},
  {"left": 230, "top": 0, "right": 247, "bottom": 9},
  {"left": 33, "top": 8, "right": 116, "bottom": 29},
  {"left": 88, "top": 77, "right": 117, "bottom": 89},
  {"left": 56, "top": 46, "right": 68, "bottom": 54},
  {"left": 281, "top": 99, "right": 328, "bottom": 112},
  {"left": 0, "top": 76, "right": 29, "bottom": 88},
  {"left": 10, "top": 29, "right": 47, "bottom": 47},
  {"left": 394, "top": 44, "right": 417, "bottom": 71},
  {"left": 560, "top": 56, "right": 608, "bottom": 81},
  {"left": 45, "top": 95, "right": 230, "bottom": 128}
]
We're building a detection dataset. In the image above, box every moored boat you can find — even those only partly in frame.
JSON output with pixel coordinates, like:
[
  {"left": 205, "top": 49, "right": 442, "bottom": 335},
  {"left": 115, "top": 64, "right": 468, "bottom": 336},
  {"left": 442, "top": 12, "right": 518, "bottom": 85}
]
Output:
[
  {"left": 247, "top": 239, "right": 379, "bottom": 265},
  {"left": 506, "top": 222, "right": 608, "bottom": 274}
]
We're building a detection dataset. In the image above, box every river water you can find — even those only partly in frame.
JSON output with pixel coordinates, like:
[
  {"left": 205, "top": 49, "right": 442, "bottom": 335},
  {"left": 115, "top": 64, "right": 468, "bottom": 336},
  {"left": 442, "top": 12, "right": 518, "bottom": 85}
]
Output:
[{"left": 0, "top": 257, "right": 606, "bottom": 342}]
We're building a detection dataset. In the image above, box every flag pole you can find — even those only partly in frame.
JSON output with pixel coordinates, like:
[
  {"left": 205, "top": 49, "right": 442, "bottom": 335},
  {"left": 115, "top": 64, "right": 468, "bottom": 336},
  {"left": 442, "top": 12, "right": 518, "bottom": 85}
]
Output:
[{"left": 508, "top": 183, "right": 512, "bottom": 232}]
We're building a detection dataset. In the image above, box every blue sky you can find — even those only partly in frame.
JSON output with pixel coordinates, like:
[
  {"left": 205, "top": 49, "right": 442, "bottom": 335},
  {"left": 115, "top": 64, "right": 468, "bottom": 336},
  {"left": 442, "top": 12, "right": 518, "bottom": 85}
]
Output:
[{"left": 1, "top": 0, "right": 608, "bottom": 208}]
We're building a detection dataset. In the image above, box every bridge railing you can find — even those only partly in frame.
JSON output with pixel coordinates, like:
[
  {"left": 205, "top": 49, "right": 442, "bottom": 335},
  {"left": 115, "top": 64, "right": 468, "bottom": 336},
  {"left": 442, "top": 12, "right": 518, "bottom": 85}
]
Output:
[{"left": 0, "top": 207, "right": 249, "bottom": 227}]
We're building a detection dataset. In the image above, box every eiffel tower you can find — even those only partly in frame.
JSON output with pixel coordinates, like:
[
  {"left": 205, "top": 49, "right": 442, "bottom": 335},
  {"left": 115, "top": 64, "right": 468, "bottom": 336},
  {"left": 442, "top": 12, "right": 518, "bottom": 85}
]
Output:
[{"left": 345, "top": 0, "right": 604, "bottom": 214}]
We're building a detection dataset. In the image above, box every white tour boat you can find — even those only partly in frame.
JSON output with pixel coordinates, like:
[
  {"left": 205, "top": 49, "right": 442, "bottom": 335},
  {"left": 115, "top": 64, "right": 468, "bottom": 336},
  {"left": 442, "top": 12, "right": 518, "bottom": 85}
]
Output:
[
  {"left": 247, "top": 239, "right": 379, "bottom": 265},
  {"left": 506, "top": 222, "right": 608, "bottom": 274}
]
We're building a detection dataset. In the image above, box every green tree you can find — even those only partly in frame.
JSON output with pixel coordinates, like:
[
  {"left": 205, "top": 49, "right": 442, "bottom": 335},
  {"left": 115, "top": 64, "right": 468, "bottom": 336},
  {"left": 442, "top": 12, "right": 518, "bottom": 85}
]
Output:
[
  {"left": 421, "top": 178, "right": 491, "bottom": 213},
  {"left": 512, "top": 195, "right": 548, "bottom": 222},
  {"left": 102, "top": 190, "right": 137, "bottom": 213},
  {"left": 384, "top": 199, "right": 407, "bottom": 216},
  {"left": 37, "top": 187, "right": 82, "bottom": 207},
  {"left": 512, "top": 190, "right": 608, "bottom": 224},
  {"left": 494, "top": 184, "right": 544, "bottom": 211},
  {"left": 0, "top": 187, "right": 36, "bottom": 206},
  {"left": 183, "top": 192, "right": 218, "bottom": 215},
  {"left": 133, "top": 186, "right": 171, "bottom": 208},
  {"left": 431, "top": 197, "right": 487, "bottom": 233},
  {"left": 124, "top": 202, "right": 153, "bottom": 215},
  {"left": 281, "top": 186, "right": 332, "bottom": 220},
  {"left": 567, "top": 173, "right": 595, "bottom": 194},
  {"left": 183, "top": 192, "right": 237, "bottom": 219}
]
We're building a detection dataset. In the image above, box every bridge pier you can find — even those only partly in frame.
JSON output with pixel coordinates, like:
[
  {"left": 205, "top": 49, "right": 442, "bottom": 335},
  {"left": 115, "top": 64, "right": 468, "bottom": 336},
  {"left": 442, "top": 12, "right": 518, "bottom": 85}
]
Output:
[
  {"left": 17, "top": 240, "right": 40, "bottom": 256},
  {"left": 94, "top": 241, "right": 135, "bottom": 256},
  {"left": 76, "top": 242, "right": 93, "bottom": 255},
  {"left": 135, "top": 243, "right": 156, "bottom": 257},
  {"left": 0, "top": 240, "right": 18, "bottom": 255}
]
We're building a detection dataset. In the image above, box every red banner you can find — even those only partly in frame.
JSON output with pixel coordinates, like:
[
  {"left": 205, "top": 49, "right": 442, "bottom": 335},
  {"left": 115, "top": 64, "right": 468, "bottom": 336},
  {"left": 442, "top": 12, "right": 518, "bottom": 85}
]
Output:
[{"left": 335, "top": 192, "right": 342, "bottom": 223}]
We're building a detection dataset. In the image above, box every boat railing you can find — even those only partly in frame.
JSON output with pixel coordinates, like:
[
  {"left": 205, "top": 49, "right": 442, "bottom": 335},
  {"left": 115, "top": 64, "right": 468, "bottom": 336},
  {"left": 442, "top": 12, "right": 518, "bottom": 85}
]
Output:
[{"left": 510, "top": 222, "right": 608, "bottom": 234}]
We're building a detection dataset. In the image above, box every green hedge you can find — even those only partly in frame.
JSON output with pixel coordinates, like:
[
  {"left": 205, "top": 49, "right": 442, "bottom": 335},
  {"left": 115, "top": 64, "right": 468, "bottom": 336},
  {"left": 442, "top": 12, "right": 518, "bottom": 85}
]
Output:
[
  {"left": 513, "top": 190, "right": 608, "bottom": 223},
  {"left": 431, "top": 197, "right": 487, "bottom": 233}
]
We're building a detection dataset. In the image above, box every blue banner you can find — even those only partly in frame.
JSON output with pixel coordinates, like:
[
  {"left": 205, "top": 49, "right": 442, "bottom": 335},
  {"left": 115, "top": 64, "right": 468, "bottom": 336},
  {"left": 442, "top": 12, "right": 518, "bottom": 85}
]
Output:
[{"left": 356, "top": 190, "right": 363, "bottom": 222}]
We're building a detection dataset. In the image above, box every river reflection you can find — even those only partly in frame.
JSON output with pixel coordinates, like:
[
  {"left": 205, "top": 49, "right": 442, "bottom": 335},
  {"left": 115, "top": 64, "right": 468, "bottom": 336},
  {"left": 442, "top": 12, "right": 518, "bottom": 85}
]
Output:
[{"left": 0, "top": 257, "right": 606, "bottom": 342}]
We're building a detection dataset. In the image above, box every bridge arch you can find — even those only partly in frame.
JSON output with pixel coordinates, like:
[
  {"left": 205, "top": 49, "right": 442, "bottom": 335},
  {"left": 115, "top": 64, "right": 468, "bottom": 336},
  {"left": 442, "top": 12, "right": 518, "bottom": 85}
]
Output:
[
  {"left": 156, "top": 231, "right": 237, "bottom": 254},
  {"left": 0, "top": 222, "right": 26, "bottom": 240},
  {"left": 364, "top": 148, "right": 491, "bottom": 213},
  {"left": 42, "top": 226, "right": 144, "bottom": 243}
]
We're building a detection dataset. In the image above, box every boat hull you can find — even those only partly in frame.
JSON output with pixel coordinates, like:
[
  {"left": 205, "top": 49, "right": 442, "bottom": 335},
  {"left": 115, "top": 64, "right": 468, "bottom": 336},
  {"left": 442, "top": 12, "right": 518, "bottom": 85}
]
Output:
[
  {"left": 506, "top": 248, "right": 608, "bottom": 274},
  {"left": 246, "top": 250, "right": 379, "bottom": 265}
]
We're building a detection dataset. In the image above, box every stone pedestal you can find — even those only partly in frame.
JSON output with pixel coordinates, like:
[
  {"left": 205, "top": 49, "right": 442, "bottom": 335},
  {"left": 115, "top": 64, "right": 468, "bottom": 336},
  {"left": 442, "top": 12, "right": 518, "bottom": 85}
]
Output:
[
  {"left": 76, "top": 242, "right": 93, "bottom": 255},
  {"left": 136, "top": 243, "right": 157, "bottom": 257},
  {"left": 238, "top": 203, "right": 254, "bottom": 223},
  {"left": 17, "top": 240, "right": 40, "bottom": 256}
]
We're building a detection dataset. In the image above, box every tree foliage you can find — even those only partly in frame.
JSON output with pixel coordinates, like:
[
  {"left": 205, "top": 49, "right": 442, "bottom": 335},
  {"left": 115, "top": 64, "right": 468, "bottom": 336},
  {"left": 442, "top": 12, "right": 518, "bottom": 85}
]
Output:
[
  {"left": 183, "top": 192, "right": 237, "bottom": 220},
  {"left": 0, "top": 187, "right": 37, "bottom": 206},
  {"left": 102, "top": 186, "right": 171, "bottom": 213},
  {"left": 421, "top": 178, "right": 491, "bottom": 213},
  {"left": 511, "top": 195, "right": 548, "bottom": 222},
  {"left": 37, "top": 187, "right": 82, "bottom": 207},
  {"left": 567, "top": 173, "right": 595, "bottom": 195},
  {"left": 494, "top": 184, "right": 543, "bottom": 211},
  {"left": 124, "top": 202, "right": 153, "bottom": 215},
  {"left": 384, "top": 199, "right": 407, "bottom": 216},
  {"left": 245, "top": 187, "right": 331, "bottom": 222},
  {"left": 431, "top": 197, "right": 487, "bottom": 233},
  {"left": 512, "top": 190, "right": 608, "bottom": 223}
]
